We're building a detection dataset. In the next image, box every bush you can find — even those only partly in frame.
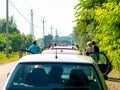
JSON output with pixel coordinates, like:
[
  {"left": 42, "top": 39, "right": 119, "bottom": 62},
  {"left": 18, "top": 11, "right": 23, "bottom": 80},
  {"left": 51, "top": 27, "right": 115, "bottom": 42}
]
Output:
[{"left": 0, "top": 52, "right": 19, "bottom": 64}]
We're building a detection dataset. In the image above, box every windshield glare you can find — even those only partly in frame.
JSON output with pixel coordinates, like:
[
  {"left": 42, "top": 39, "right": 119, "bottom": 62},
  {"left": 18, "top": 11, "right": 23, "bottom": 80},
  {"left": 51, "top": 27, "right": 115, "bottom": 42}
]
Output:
[{"left": 6, "top": 63, "right": 102, "bottom": 90}]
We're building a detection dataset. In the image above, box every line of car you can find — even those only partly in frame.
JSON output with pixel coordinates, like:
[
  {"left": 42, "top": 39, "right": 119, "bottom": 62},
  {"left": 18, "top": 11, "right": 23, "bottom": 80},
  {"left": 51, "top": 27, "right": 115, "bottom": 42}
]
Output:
[{"left": 3, "top": 46, "right": 112, "bottom": 90}]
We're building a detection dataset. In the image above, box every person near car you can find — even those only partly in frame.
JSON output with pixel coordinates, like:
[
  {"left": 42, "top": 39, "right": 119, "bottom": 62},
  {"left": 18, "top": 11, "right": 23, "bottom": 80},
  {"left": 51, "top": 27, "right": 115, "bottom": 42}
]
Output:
[
  {"left": 91, "top": 41, "right": 100, "bottom": 61},
  {"left": 28, "top": 40, "right": 41, "bottom": 54},
  {"left": 84, "top": 41, "right": 94, "bottom": 55},
  {"left": 91, "top": 41, "right": 99, "bottom": 52},
  {"left": 75, "top": 45, "right": 79, "bottom": 50}
]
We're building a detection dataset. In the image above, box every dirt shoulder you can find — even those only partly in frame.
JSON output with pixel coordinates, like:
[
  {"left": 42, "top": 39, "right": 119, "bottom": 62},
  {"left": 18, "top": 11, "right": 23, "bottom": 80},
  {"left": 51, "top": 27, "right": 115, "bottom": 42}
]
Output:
[
  {"left": 0, "top": 61, "right": 17, "bottom": 89},
  {"left": 106, "top": 70, "right": 120, "bottom": 90}
]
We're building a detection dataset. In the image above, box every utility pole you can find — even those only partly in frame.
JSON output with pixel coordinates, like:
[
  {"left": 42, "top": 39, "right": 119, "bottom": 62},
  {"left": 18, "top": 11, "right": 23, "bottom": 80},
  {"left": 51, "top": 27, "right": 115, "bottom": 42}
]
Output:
[
  {"left": 41, "top": 18, "right": 46, "bottom": 50},
  {"left": 50, "top": 26, "right": 53, "bottom": 35},
  {"left": 55, "top": 28, "right": 58, "bottom": 45},
  {"left": 30, "top": 9, "right": 34, "bottom": 39},
  {"left": 50, "top": 26, "right": 53, "bottom": 46},
  {"left": 6, "top": 0, "right": 9, "bottom": 58}
]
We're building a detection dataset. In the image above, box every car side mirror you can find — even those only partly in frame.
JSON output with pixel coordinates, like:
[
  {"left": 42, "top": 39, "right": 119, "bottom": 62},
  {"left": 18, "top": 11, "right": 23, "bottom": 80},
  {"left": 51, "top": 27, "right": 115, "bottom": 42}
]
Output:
[{"left": 104, "top": 74, "right": 108, "bottom": 80}]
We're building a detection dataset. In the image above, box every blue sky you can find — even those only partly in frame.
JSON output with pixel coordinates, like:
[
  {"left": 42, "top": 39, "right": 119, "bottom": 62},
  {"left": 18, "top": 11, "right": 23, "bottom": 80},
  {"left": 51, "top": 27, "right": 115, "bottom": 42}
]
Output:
[{"left": 0, "top": 0, "right": 78, "bottom": 39}]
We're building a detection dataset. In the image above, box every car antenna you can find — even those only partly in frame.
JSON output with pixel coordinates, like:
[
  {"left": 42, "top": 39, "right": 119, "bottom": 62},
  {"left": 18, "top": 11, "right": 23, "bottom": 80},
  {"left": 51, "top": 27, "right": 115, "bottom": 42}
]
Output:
[{"left": 55, "top": 48, "right": 58, "bottom": 59}]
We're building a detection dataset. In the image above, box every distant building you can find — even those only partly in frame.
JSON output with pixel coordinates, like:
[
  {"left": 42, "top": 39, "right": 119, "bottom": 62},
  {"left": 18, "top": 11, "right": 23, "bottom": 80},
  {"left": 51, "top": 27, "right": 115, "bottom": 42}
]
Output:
[{"left": 44, "top": 34, "right": 53, "bottom": 48}]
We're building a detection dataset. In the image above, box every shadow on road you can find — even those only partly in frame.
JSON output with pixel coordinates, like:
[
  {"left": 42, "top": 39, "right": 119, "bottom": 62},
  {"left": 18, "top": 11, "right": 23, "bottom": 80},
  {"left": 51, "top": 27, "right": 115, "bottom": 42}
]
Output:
[{"left": 108, "top": 77, "right": 120, "bottom": 82}]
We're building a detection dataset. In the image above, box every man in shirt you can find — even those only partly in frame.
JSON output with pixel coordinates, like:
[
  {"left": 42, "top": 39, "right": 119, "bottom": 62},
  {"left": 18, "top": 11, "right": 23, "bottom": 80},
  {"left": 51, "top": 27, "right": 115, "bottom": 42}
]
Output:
[
  {"left": 91, "top": 41, "right": 99, "bottom": 52},
  {"left": 28, "top": 40, "right": 41, "bottom": 54},
  {"left": 91, "top": 41, "right": 100, "bottom": 61}
]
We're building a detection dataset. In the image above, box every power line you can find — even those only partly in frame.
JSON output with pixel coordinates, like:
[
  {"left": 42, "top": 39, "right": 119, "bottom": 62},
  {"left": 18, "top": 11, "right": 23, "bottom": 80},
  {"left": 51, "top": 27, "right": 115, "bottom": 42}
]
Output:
[
  {"left": 9, "top": 0, "right": 31, "bottom": 23},
  {"left": 9, "top": 0, "right": 41, "bottom": 29},
  {"left": 25, "top": 0, "right": 33, "bottom": 9},
  {"left": 25, "top": 0, "right": 41, "bottom": 17},
  {"left": 9, "top": 0, "right": 52, "bottom": 36},
  {"left": 16, "top": 0, "right": 30, "bottom": 12}
]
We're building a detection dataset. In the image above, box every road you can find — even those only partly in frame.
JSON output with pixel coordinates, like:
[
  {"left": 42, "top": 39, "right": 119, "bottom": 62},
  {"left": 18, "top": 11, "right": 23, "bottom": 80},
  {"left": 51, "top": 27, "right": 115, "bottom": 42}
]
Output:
[{"left": 0, "top": 61, "right": 17, "bottom": 89}]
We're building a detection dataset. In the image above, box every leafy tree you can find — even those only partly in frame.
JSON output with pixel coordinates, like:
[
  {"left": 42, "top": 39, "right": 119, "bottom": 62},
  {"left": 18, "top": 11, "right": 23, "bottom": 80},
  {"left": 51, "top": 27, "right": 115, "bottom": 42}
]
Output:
[
  {"left": 0, "top": 19, "right": 6, "bottom": 33},
  {"left": 94, "top": 2, "right": 120, "bottom": 69},
  {"left": 73, "top": 0, "right": 102, "bottom": 49},
  {"left": 0, "top": 16, "right": 20, "bottom": 34},
  {"left": 73, "top": 0, "right": 120, "bottom": 69},
  {"left": 0, "top": 16, "right": 33, "bottom": 53},
  {"left": 0, "top": 34, "right": 6, "bottom": 51},
  {"left": 22, "top": 34, "right": 33, "bottom": 49}
]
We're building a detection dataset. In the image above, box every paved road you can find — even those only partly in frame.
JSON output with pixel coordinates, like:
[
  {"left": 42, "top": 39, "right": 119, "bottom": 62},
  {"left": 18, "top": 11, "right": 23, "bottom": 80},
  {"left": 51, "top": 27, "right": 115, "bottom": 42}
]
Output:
[{"left": 0, "top": 61, "right": 17, "bottom": 89}]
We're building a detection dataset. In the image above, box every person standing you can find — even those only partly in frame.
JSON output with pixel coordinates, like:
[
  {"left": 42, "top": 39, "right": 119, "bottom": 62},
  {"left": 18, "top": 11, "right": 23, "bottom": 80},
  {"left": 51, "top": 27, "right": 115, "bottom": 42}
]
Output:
[
  {"left": 28, "top": 40, "right": 41, "bottom": 54},
  {"left": 91, "top": 41, "right": 99, "bottom": 52},
  {"left": 91, "top": 41, "right": 100, "bottom": 61},
  {"left": 84, "top": 41, "right": 94, "bottom": 55}
]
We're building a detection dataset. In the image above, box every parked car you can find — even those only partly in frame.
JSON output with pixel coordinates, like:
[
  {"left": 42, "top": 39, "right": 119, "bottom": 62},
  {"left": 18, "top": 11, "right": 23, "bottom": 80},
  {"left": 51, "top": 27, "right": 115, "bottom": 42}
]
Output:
[
  {"left": 42, "top": 49, "right": 112, "bottom": 78},
  {"left": 42, "top": 49, "right": 80, "bottom": 55},
  {"left": 49, "top": 46, "right": 76, "bottom": 50},
  {"left": 3, "top": 54, "right": 108, "bottom": 90},
  {"left": 20, "top": 49, "right": 112, "bottom": 79}
]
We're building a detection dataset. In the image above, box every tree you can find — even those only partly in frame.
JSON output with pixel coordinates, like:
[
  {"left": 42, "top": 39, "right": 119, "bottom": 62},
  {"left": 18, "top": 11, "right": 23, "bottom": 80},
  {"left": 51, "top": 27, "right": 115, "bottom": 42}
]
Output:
[
  {"left": 73, "top": 0, "right": 120, "bottom": 69},
  {"left": 0, "top": 16, "right": 33, "bottom": 53},
  {"left": 94, "top": 2, "right": 120, "bottom": 69},
  {"left": 0, "top": 34, "right": 6, "bottom": 51},
  {"left": 0, "top": 16, "right": 20, "bottom": 34},
  {"left": 73, "top": 0, "right": 103, "bottom": 49}
]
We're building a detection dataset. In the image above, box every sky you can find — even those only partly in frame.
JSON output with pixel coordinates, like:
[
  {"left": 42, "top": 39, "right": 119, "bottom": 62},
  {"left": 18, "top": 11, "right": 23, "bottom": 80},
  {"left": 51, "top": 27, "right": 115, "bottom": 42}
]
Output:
[{"left": 0, "top": 0, "right": 78, "bottom": 39}]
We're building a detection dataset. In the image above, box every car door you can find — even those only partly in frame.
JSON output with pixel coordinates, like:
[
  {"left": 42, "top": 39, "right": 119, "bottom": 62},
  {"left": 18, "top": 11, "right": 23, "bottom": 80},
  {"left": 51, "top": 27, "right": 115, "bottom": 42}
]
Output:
[{"left": 87, "top": 52, "right": 112, "bottom": 76}]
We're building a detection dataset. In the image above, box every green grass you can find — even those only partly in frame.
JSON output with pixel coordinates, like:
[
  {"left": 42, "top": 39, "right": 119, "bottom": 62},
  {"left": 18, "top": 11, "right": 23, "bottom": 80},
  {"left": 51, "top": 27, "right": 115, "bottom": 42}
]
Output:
[{"left": 0, "top": 52, "right": 19, "bottom": 64}]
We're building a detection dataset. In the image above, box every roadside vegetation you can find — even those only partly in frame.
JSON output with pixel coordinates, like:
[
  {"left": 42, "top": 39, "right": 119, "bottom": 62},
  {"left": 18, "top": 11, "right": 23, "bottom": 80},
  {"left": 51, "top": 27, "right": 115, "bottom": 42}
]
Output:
[
  {"left": 0, "top": 17, "right": 33, "bottom": 51},
  {"left": 0, "top": 16, "right": 74, "bottom": 64},
  {"left": 0, "top": 16, "right": 34, "bottom": 52},
  {"left": 0, "top": 52, "right": 19, "bottom": 64},
  {"left": 73, "top": 0, "right": 120, "bottom": 70},
  {"left": 0, "top": 16, "right": 34, "bottom": 64}
]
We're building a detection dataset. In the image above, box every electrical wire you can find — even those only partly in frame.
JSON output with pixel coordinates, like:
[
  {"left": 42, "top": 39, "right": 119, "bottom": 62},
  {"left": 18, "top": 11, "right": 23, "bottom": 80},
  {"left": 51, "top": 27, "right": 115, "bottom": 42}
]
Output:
[
  {"left": 9, "top": 0, "right": 31, "bottom": 24},
  {"left": 9, "top": 0, "right": 53, "bottom": 36},
  {"left": 23, "top": 0, "right": 52, "bottom": 33},
  {"left": 25, "top": 0, "right": 41, "bottom": 17},
  {"left": 9, "top": 0, "right": 41, "bottom": 29}
]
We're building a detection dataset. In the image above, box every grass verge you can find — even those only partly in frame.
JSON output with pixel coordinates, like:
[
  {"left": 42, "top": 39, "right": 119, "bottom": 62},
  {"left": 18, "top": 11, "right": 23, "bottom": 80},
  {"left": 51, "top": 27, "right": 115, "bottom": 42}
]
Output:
[{"left": 0, "top": 52, "right": 19, "bottom": 64}]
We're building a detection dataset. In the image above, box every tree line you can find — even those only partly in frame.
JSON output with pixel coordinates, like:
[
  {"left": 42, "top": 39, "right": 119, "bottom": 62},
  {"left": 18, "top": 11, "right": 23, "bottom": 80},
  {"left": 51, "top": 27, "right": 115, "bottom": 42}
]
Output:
[
  {"left": 0, "top": 16, "right": 33, "bottom": 53},
  {"left": 0, "top": 16, "right": 74, "bottom": 54},
  {"left": 73, "top": 0, "right": 120, "bottom": 70}
]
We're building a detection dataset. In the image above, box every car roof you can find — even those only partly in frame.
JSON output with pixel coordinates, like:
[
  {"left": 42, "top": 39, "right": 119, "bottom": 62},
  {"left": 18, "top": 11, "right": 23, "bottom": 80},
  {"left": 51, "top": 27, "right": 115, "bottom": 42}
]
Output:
[
  {"left": 18, "top": 54, "right": 94, "bottom": 64},
  {"left": 49, "top": 46, "right": 74, "bottom": 50},
  {"left": 42, "top": 49, "right": 80, "bottom": 55}
]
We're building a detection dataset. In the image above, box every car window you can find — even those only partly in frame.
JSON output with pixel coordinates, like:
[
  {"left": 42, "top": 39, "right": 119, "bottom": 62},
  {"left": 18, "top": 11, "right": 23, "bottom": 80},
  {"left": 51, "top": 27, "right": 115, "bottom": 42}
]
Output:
[{"left": 6, "top": 62, "right": 103, "bottom": 90}]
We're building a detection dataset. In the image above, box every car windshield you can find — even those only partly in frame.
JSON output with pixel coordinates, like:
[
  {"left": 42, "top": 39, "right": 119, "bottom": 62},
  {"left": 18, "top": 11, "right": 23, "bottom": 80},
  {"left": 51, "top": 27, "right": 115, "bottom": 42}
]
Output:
[{"left": 6, "top": 62, "right": 103, "bottom": 90}]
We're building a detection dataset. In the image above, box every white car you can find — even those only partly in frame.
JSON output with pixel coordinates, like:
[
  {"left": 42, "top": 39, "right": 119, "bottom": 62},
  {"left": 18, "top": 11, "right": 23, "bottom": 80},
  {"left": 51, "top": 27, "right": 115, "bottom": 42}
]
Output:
[
  {"left": 49, "top": 46, "right": 75, "bottom": 50},
  {"left": 42, "top": 49, "right": 112, "bottom": 77},
  {"left": 42, "top": 49, "right": 81, "bottom": 55},
  {"left": 3, "top": 54, "right": 108, "bottom": 90}
]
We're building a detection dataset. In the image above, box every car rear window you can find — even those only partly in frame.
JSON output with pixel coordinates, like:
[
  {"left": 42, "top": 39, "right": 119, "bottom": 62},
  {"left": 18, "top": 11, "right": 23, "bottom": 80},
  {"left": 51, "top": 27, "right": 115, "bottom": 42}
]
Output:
[{"left": 6, "top": 62, "right": 103, "bottom": 90}]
